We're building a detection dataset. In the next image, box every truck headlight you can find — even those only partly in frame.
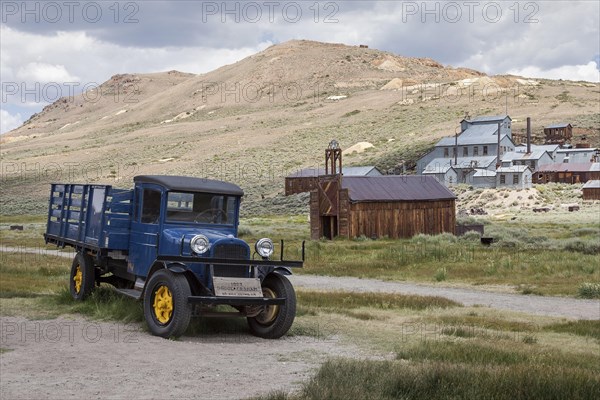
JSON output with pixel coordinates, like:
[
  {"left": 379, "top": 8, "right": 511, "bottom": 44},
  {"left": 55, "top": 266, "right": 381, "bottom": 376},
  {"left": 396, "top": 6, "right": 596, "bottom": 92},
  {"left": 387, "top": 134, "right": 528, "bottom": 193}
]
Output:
[
  {"left": 190, "top": 235, "right": 210, "bottom": 254},
  {"left": 255, "top": 238, "right": 274, "bottom": 258}
]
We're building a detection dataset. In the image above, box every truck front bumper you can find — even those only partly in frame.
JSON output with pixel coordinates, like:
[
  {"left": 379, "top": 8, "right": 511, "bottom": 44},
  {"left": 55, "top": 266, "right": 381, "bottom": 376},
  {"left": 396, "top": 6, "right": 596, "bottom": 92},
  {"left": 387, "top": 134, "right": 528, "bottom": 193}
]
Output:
[{"left": 188, "top": 296, "right": 285, "bottom": 305}]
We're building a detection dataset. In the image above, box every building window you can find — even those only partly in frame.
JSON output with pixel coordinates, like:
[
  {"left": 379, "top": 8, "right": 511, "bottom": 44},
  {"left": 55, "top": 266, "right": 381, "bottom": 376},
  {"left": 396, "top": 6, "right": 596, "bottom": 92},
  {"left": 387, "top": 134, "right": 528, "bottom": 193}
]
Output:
[
  {"left": 444, "top": 148, "right": 449, "bottom": 157},
  {"left": 449, "top": 176, "right": 454, "bottom": 184},
  {"left": 474, "top": 146, "right": 479, "bottom": 156},
  {"left": 513, "top": 175, "right": 519, "bottom": 184},
  {"left": 500, "top": 174, "right": 506, "bottom": 184},
  {"left": 452, "top": 148, "right": 457, "bottom": 157},
  {"left": 463, "top": 147, "right": 468, "bottom": 156},
  {"left": 483, "top": 146, "right": 488, "bottom": 155}
]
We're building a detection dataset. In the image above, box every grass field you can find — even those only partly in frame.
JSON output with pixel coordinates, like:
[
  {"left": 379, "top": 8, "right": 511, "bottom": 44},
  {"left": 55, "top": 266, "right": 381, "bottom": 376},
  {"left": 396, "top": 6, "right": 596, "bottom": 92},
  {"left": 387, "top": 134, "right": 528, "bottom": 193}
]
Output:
[{"left": 1, "top": 216, "right": 599, "bottom": 400}]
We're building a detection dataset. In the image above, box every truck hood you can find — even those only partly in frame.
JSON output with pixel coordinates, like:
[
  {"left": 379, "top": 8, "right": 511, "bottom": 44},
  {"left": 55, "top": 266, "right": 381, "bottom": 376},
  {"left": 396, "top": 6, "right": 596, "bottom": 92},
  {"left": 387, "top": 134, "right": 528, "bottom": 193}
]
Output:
[{"left": 160, "top": 227, "right": 249, "bottom": 257}]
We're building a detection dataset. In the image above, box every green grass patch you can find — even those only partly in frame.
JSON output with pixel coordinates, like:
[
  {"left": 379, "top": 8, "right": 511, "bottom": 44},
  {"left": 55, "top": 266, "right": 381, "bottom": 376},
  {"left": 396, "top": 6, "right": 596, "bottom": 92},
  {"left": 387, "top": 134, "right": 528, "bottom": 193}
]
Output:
[
  {"left": 544, "top": 320, "right": 600, "bottom": 340},
  {"left": 297, "top": 290, "right": 461, "bottom": 313},
  {"left": 52, "top": 287, "right": 144, "bottom": 323},
  {"left": 265, "top": 358, "right": 600, "bottom": 400}
]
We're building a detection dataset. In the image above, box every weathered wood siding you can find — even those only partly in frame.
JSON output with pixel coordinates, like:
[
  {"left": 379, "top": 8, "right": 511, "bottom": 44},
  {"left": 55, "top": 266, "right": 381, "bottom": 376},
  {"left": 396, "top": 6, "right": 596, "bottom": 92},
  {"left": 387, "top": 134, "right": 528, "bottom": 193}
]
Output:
[
  {"left": 285, "top": 177, "right": 319, "bottom": 196},
  {"left": 534, "top": 171, "right": 600, "bottom": 184},
  {"left": 309, "top": 190, "right": 321, "bottom": 240},
  {"left": 583, "top": 188, "right": 600, "bottom": 200},
  {"left": 347, "top": 200, "right": 456, "bottom": 239}
]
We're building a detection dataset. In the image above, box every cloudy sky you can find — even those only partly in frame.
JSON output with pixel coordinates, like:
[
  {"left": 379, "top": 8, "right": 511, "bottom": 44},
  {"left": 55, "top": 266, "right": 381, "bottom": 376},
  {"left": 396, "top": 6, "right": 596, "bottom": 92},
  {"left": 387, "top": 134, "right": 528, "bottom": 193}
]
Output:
[{"left": 1, "top": 0, "right": 599, "bottom": 133}]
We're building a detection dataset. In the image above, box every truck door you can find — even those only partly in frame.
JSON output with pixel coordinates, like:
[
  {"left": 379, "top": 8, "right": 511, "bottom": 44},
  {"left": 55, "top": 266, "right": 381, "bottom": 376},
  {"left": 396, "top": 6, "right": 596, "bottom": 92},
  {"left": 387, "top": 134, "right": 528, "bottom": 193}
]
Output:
[{"left": 128, "top": 184, "right": 163, "bottom": 277}]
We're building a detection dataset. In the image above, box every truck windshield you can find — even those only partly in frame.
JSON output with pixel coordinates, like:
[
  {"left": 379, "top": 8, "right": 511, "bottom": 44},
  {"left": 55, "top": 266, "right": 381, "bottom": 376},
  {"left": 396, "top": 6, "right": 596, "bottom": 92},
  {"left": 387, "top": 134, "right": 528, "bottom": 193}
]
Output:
[{"left": 166, "top": 192, "right": 237, "bottom": 225}]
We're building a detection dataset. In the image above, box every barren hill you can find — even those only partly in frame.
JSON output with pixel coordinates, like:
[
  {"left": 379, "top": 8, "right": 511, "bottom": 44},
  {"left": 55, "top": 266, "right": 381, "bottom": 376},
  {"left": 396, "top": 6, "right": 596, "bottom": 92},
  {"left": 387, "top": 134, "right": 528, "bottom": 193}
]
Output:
[{"left": 1, "top": 40, "right": 599, "bottom": 215}]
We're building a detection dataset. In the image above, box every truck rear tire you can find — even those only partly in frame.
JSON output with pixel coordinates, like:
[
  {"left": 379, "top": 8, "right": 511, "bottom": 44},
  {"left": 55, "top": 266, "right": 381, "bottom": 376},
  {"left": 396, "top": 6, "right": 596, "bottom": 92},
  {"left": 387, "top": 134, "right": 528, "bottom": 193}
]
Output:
[
  {"left": 247, "top": 273, "right": 296, "bottom": 339},
  {"left": 143, "top": 269, "right": 192, "bottom": 338},
  {"left": 69, "top": 252, "right": 95, "bottom": 301}
]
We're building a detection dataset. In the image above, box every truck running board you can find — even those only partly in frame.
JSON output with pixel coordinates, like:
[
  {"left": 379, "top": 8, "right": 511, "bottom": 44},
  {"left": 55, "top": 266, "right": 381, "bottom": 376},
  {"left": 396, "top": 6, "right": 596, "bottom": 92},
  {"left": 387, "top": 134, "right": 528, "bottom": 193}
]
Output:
[{"left": 114, "top": 288, "right": 143, "bottom": 300}]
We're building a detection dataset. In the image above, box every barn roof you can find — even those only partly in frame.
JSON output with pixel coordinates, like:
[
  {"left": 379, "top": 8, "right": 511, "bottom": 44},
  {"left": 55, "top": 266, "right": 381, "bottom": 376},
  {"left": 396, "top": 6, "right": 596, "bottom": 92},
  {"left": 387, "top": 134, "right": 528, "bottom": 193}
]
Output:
[
  {"left": 134, "top": 175, "right": 244, "bottom": 196},
  {"left": 583, "top": 180, "right": 600, "bottom": 189},
  {"left": 436, "top": 124, "right": 511, "bottom": 146},
  {"left": 342, "top": 176, "right": 456, "bottom": 202},
  {"left": 287, "top": 166, "right": 381, "bottom": 178},
  {"left": 545, "top": 123, "right": 572, "bottom": 129},
  {"left": 537, "top": 163, "right": 599, "bottom": 173}
]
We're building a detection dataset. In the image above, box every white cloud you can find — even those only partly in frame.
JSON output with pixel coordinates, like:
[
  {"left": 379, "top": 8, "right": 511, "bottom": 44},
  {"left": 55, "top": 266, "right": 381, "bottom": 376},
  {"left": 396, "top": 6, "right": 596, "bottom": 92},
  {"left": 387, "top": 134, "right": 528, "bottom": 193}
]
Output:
[
  {"left": 507, "top": 62, "right": 600, "bottom": 83},
  {"left": 0, "top": 109, "right": 23, "bottom": 134},
  {"left": 16, "top": 62, "right": 79, "bottom": 83}
]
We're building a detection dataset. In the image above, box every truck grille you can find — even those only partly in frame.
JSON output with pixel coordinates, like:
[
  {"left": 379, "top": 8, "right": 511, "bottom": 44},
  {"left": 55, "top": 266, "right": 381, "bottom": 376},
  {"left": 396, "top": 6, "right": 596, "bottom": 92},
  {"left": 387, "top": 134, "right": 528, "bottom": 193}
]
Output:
[{"left": 212, "top": 243, "right": 250, "bottom": 278}]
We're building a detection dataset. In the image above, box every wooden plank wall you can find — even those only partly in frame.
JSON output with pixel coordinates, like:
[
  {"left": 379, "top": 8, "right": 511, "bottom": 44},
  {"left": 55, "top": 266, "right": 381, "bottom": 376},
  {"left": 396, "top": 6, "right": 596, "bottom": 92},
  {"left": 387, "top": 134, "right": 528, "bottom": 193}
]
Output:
[
  {"left": 347, "top": 200, "right": 456, "bottom": 239},
  {"left": 309, "top": 190, "right": 321, "bottom": 240},
  {"left": 583, "top": 188, "right": 600, "bottom": 200},
  {"left": 285, "top": 177, "right": 318, "bottom": 195}
]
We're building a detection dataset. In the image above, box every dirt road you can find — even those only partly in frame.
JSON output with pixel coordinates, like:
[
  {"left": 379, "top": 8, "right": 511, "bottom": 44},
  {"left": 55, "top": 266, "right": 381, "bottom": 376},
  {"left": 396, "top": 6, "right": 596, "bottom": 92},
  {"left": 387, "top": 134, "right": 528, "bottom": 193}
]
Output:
[
  {"left": 0, "top": 315, "right": 372, "bottom": 400},
  {"left": 289, "top": 275, "right": 600, "bottom": 320}
]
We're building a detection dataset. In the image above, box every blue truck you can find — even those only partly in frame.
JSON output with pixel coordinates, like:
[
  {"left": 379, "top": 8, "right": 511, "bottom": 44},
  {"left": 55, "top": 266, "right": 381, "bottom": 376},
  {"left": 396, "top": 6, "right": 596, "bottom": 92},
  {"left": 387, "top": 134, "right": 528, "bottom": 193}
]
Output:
[{"left": 44, "top": 175, "right": 304, "bottom": 339}]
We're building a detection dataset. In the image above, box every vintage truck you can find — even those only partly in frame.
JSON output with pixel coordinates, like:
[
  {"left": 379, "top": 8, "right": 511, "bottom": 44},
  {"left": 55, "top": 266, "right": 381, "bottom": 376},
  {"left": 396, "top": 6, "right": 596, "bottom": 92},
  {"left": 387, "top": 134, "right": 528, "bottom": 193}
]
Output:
[{"left": 44, "top": 175, "right": 304, "bottom": 339}]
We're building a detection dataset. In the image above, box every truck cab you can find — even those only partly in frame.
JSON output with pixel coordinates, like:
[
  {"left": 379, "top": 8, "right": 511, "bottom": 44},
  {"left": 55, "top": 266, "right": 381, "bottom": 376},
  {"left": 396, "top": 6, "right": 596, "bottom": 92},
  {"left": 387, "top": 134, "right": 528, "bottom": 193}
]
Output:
[{"left": 45, "top": 175, "right": 303, "bottom": 339}]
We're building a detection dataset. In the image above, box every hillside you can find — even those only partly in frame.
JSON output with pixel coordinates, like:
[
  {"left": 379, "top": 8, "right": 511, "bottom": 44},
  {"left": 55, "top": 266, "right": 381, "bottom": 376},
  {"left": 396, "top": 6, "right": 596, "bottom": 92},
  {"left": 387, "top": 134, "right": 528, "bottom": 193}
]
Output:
[{"left": 1, "top": 40, "right": 599, "bottom": 216}]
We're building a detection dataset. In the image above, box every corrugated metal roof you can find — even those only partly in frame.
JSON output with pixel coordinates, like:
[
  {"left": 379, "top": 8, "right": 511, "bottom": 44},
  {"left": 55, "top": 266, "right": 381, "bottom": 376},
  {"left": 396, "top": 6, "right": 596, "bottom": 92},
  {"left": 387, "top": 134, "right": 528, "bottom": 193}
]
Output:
[
  {"left": 545, "top": 123, "right": 571, "bottom": 129},
  {"left": 583, "top": 180, "right": 600, "bottom": 189},
  {"left": 537, "top": 163, "right": 599, "bottom": 172},
  {"left": 515, "top": 144, "right": 559, "bottom": 153},
  {"left": 502, "top": 149, "right": 549, "bottom": 161},
  {"left": 496, "top": 165, "right": 530, "bottom": 173},
  {"left": 342, "top": 176, "right": 456, "bottom": 202},
  {"left": 287, "top": 166, "right": 381, "bottom": 178},
  {"left": 556, "top": 148, "right": 597, "bottom": 153},
  {"left": 423, "top": 164, "right": 454, "bottom": 174},
  {"left": 466, "top": 115, "right": 510, "bottom": 123},
  {"left": 473, "top": 169, "right": 497, "bottom": 177},
  {"left": 437, "top": 124, "right": 508, "bottom": 146},
  {"left": 425, "top": 156, "right": 497, "bottom": 171}
]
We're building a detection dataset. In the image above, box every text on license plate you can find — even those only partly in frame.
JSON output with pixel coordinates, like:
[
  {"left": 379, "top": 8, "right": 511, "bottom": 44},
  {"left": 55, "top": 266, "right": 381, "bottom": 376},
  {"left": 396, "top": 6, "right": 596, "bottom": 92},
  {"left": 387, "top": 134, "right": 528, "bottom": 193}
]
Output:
[{"left": 213, "top": 277, "right": 263, "bottom": 297}]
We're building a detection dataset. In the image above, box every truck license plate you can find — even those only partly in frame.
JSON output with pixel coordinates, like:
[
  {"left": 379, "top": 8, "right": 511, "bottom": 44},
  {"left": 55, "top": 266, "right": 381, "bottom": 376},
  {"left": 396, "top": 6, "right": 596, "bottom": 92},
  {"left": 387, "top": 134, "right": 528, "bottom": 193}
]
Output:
[{"left": 213, "top": 277, "right": 263, "bottom": 297}]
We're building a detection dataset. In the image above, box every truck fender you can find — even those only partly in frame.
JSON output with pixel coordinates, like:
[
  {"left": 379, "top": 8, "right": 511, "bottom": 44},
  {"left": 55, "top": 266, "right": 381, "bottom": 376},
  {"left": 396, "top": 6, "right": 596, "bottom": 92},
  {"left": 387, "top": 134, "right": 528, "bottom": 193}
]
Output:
[
  {"left": 273, "top": 267, "right": 293, "bottom": 276},
  {"left": 257, "top": 266, "right": 292, "bottom": 281},
  {"left": 165, "top": 262, "right": 188, "bottom": 274}
]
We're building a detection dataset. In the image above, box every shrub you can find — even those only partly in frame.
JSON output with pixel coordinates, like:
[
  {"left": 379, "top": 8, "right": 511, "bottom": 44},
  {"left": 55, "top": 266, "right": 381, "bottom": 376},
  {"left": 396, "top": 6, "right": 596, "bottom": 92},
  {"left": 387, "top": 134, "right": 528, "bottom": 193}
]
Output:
[{"left": 578, "top": 283, "right": 600, "bottom": 299}]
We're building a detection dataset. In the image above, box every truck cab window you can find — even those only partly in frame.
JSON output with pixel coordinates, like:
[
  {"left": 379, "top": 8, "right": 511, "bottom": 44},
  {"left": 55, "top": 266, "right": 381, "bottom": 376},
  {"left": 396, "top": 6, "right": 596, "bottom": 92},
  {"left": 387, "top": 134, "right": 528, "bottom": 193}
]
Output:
[
  {"left": 166, "top": 192, "right": 236, "bottom": 225},
  {"left": 141, "top": 189, "right": 161, "bottom": 224}
]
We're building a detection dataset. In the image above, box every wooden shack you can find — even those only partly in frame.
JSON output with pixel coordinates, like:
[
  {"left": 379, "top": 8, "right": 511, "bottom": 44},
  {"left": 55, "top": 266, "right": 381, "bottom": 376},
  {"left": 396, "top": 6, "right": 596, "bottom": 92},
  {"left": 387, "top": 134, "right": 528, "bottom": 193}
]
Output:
[
  {"left": 534, "top": 163, "right": 600, "bottom": 184},
  {"left": 582, "top": 180, "right": 600, "bottom": 200},
  {"left": 310, "top": 175, "right": 457, "bottom": 240},
  {"left": 544, "top": 123, "right": 572, "bottom": 145}
]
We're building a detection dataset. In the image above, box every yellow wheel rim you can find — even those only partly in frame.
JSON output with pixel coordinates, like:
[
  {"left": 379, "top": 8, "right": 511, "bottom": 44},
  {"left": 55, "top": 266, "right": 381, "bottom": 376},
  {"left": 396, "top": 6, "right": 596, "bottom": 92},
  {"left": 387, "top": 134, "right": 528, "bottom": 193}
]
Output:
[
  {"left": 256, "top": 287, "right": 279, "bottom": 325},
  {"left": 73, "top": 265, "right": 83, "bottom": 294},
  {"left": 153, "top": 285, "right": 173, "bottom": 324}
]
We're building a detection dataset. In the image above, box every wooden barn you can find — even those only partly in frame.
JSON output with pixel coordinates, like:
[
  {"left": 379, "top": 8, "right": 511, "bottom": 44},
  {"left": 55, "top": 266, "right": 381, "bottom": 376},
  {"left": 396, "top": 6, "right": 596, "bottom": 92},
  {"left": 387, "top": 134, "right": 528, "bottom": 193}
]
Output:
[
  {"left": 309, "top": 175, "right": 457, "bottom": 240},
  {"left": 582, "top": 180, "right": 600, "bottom": 200},
  {"left": 544, "top": 123, "right": 572, "bottom": 145},
  {"left": 534, "top": 163, "right": 600, "bottom": 184}
]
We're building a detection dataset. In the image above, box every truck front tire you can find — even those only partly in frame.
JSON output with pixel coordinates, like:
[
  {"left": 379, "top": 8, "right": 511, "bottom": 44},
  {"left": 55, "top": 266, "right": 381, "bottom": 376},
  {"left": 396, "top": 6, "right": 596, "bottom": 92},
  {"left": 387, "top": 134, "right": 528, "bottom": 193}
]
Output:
[
  {"left": 69, "top": 252, "right": 95, "bottom": 301},
  {"left": 248, "top": 273, "right": 296, "bottom": 339},
  {"left": 143, "top": 269, "right": 192, "bottom": 338}
]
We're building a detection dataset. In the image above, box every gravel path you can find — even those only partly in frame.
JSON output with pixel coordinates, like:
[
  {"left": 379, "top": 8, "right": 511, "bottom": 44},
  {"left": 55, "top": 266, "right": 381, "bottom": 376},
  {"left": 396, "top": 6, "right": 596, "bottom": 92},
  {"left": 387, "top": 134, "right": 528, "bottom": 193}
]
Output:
[
  {"left": 0, "top": 316, "right": 369, "bottom": 400},
  {"left": 290, "top": 275, "right": 600, "bottom": 320}
]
